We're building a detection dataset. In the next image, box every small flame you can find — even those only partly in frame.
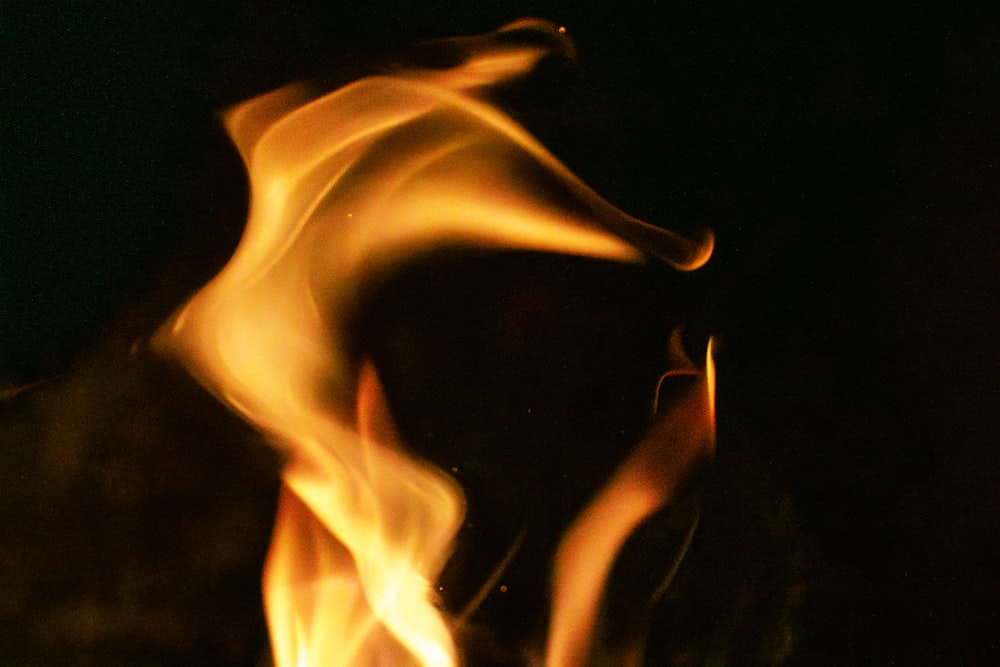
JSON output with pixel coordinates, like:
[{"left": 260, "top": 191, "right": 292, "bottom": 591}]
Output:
[
  {"left": 546, "top": 337, "right": 715, "bottom": 667},
  {"left": 156, "top": 19, "right": 713, "bottom": 667}
]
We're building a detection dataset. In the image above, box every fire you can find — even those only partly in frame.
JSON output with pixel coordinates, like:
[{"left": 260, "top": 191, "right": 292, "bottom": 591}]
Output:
[
  {"left": 547, "top": 334, "right": 715, "bottom": 666},
  {"left": 156, "top": 18, "right": 714, "bottom": 667}
]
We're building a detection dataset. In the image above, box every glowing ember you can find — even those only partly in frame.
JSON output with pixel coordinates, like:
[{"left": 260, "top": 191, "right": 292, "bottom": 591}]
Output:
[{"left": 156, "top": 18, "right": 714, "bottom": 667}]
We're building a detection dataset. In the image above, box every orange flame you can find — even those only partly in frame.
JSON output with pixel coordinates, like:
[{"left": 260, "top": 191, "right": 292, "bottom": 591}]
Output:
[
  {"left": 547, "top": 337, "right": 715, "bottom": 666},
  {"left": 156, "top": 19, "right": 713, "bottom": 667}
]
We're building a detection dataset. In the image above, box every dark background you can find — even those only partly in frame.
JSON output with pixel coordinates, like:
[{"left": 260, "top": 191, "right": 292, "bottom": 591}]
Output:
[{"left": 2, "top": 1, "right": 998, "bottom": 664}]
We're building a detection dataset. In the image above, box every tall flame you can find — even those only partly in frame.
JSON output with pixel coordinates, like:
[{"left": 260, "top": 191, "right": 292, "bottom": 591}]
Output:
[{"left": 156, "top": 19, "right": 713, "bottom": 667}]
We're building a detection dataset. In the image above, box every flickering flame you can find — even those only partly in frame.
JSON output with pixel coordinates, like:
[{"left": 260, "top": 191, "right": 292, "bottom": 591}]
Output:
[
  {"left": 156, "top": 19, "right": 713, "bottom": 667},
  {"left": 546, "top": 336, "right": 715, "bottom": 667}
]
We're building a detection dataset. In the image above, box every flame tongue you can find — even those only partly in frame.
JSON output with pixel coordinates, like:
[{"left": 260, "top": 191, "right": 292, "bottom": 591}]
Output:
[
  {"left": 264, "top": 362, "right": 463, "bottom": 667},
  {"left": 547, "top": 340, "right": 716, "bottom": 667},
  {"left": 156, "top": 19, "right": 714, "bottom": 667}
]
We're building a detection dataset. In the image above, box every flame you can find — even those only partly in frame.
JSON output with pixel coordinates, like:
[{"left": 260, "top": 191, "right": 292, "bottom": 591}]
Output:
[
  {"left": 546, "top": 338, "right": 715, "bottom": 667},
  {"left": 155, "top": 19, "right": 714, "bottom": 667}
]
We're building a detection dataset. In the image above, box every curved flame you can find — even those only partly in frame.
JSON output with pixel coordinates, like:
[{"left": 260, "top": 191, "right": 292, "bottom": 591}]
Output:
[
  {"left": 546, "top": 338, "right": 715, "bottom": 667},
  {"left": 156, "top": 19, "right": 713, "bottom": 667}
]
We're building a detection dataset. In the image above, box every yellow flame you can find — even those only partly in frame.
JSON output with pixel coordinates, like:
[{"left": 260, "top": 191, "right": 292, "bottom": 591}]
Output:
[
  {"left": 707, "top": 336, "right": 717, "bottom": 424},
  {"left": 155, "top": 19, "right": 714, "bottom": 667}
]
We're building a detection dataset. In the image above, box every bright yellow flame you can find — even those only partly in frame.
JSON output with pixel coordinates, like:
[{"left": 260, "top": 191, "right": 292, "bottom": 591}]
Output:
[
  {"left": 155, "top": 18, "right": 714, "bottom": 667},
  {"left": 707, "top": 336, "right": 717, "bottom": 425}
]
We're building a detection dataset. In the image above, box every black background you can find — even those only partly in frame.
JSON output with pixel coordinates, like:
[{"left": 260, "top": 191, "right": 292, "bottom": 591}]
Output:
[{"left": 2, "top": 1, "right": 998, "bottom": 664}]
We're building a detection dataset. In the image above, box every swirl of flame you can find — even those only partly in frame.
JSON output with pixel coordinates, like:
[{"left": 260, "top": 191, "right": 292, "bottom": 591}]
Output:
[{"left": 156, "top": 19, "right": 713, "bottom": 667}]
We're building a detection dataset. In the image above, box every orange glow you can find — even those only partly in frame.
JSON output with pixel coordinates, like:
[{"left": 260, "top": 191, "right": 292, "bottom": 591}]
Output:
[{"left": 155, "top": 19, "right": 713, "bottom": 667}]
